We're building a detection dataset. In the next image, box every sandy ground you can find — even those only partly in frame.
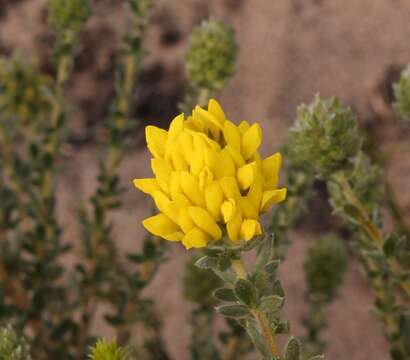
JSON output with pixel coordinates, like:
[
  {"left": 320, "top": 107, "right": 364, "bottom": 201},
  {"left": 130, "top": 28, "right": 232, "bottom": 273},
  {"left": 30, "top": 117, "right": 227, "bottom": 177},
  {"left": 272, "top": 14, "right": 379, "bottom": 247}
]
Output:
[{"left": 2, "top": 0, "right": 410, "bottom": 359}]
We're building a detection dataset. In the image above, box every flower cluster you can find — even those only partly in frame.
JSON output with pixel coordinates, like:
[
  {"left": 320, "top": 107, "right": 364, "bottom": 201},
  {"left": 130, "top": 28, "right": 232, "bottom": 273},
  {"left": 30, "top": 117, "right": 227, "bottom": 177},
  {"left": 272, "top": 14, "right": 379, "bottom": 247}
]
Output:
[
  {"left": 287, "top": 95, "right": 361, "bottom": 177},
  {"left": 134, "top": 99, "right": 286, "bottom": 249},
  {"left": 186, "top": 19, "right": 238, "bottom": 92}
]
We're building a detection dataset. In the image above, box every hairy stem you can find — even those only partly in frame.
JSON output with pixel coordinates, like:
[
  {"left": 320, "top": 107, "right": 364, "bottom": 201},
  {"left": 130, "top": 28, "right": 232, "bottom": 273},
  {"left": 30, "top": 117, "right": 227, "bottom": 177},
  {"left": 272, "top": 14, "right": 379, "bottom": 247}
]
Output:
[
  {"left": 231, "top": 259, "right": 281, "bottom": 358},
  {"left": 333, "top": 172, "right": 410, "bottom": 298}
]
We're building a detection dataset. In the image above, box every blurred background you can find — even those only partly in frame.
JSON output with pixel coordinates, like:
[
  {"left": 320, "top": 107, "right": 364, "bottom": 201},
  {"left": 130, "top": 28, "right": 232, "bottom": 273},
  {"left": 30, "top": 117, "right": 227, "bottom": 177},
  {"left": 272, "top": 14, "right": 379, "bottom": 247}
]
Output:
[{"left": 1, "top": 0, "right": 410, "bottom": 359}]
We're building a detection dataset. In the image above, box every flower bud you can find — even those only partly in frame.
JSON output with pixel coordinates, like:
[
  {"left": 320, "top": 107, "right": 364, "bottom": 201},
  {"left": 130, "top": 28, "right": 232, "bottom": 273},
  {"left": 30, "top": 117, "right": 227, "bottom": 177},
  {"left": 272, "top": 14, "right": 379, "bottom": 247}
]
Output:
[
  {"left": 393, "top": 64, "right": 410, "bottom": 124},
  {"left": 88, "top": 339, "right": 132, "bottom": 360},
  {"left": 48, "top": 0, "right": 91, "bottom": 33},
  {"left": 287, "top": 96, "right": 361, "bottom": 177},
  {"left": 304, "top": 234, "right": 347, "bottom": 301},
  {"left": 186, "top": 19, "right": 238, "bottom": 92}
]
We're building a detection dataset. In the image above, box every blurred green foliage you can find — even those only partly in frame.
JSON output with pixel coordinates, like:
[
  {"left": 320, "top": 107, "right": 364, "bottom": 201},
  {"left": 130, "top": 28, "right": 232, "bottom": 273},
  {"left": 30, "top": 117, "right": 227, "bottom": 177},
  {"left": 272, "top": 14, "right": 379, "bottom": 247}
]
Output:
[{"left": 393, "top": 64, "right": 410, "bottom": 123}]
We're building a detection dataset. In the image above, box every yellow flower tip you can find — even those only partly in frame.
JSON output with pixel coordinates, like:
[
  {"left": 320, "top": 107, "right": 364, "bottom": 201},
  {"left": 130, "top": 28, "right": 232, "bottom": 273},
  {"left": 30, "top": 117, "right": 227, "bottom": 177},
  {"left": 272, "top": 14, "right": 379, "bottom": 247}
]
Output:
[
  {"left": 227, "top": 208, "right": 242, "bottom": 242},
  {"left": 262, "top": 152, "right": 282, "bottom": 182},
  {"left": 182, "top": 227, "right": 210, "bottom": 249},
  {"left": 188, "top": 206, "right": 222, "bottom": 240},
  {"left": 142, "top": 214, "right": 179, "bottom": 238},
  {"left": 242, "top": 123, "right": 262, "bottom": 160},
  {"left": 221, "top": 198, "right": 237, "bottom": 223},
  {"left": 240, "top": 219, "right": 262, "bottom": 241},
  {"left": 237, "top": 162, "right": 256, "bottom": 190},
  {"left": 208, "top": 99, "right": 226, "bottom": 125},
  {"left": 261, "top": 188, "right": 287, "bottom": 212},
  {"left": 145, "top": 125, "right": 167, "bottom": 158},
  {"left": 162, "top": 231, "right": 184, "bottom": 242},
  {"left": 133, "top": 178, "right": 160, "bottom": 195}
]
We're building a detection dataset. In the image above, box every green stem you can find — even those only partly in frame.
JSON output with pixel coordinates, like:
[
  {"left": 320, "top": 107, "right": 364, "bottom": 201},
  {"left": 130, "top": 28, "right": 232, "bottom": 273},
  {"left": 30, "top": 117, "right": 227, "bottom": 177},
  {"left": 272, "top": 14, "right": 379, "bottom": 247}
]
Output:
[
  {"left": 333, "top": 172, "right": 410, "bottom": 298},
  {"left": 197, "top": 88, "right": 210, "bottom": 107},
  {"left": 231, "top": 259, "right": 281, "bottom": 358}
]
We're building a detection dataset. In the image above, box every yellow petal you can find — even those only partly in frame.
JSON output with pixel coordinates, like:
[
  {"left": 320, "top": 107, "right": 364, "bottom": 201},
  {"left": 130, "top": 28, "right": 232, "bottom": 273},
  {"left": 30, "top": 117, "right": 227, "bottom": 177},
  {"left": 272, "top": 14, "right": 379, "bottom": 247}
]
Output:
[
  {"left": 188, "top": 206, "right": 222, "bottom": 240},
  {"left": 146, "top": 126, "right": 167, "bottom": 158},
  {"left": 143, "top": 213, "right": 179, "bottom": 237},
  {"left": 242, "top": 123, "right": 262, "bottom": 160},
  {"left": 178, "top": 207, "right": 195, "bottom": 233},
  {"left": 180, "top": 171, "right": 205, "bottom": 207},
  {"left": 219, "top": 177, "right": 241, "bottom": 199},
  {"left": 264, "top": 175, "right": 279, "bottom": 191},
  {"left": 238, "top": 120, "right": 250, "bottom": 134},
  {"left": 151, "top": 158, "right": 173, "bottom": 194},
  {"left": 170, "top": 171, "right": 181, "bottom": 199},
  {"left": 261, "top": 188, "right": 287, "bottom": 212},
  {"left": 133, "top": 178, "right": 160, "bottom": 195},
  {"left": 213, "top": 148, "right": 236, "bottom": 179},
  {"left": 247, "top": 178, "right": 263, "bottom": 210},
  {"left": 227, "top": 208, "right": 242, "bottom": 242},
  {"left": 208, "top": 99, "right": 226, "bottom": 126},
  {"left": 223, "top": 120, "right": 241, "bottom": 150},
  {"left": 152, "top": 191, "right": 173, "bottom": 219},
  {"left": 171, "top": 146, "right": 189, "bottom": 171},
  {"left": 189, "top": 149, "right": 205, "bottom": 175},
  {"left": 221, "top": 198, "right": 237, "bottom": 223},
  {"left": 195, "top": 106, "right": 223, "bottom": 130},
  {"left": 262, "top": 152, "right": 282, "bottom": 179},
  {"left": 168, "top": 113, "right": 184, "bottom": 141},
  {"left": 204, "top": 181, "right": 223, "bottom": 221},
  {"left": 237, "top": 161, "right": 257, "bottom": 190},
  {"left": 238, "top": 197, "right": 258, "bottom": 219},
  {"left": 179, "top": 131, "right": 195, "bottom": 162},
  {"left": 226, "top": 145, "right": 245, "bottom": 168},
  {"left": 199, "top": 166, "right": 214, "bottom": 191},
  {"left": 162, "top": 231, "right": 184, "bottom": 242},
  {"left": 240, "top": 219, "right": 262, "bottom": 241},
  {"left": 182, "top": 227, "right": 210, "bottom": 249}
]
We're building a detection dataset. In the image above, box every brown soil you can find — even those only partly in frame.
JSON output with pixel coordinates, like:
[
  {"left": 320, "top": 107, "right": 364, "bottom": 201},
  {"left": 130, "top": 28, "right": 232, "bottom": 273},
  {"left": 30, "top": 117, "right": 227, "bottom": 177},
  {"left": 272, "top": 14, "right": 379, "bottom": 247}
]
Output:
[{"left": 2, "top": 0, "right": 410, "bottom": 359}]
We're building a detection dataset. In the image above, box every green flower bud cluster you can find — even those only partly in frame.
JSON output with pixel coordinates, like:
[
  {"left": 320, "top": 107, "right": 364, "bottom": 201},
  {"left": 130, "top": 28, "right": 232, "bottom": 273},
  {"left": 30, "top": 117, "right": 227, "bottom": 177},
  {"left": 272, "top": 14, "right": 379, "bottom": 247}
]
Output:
[
  {"left": 186, "top": 19, "right": 238, "bottom": 92},
  {"left": 183, "top": 256, "right": 222, "bottom": 306},
  {"left": 88, "top": 339, "right": 133, "bottom": 360},
  {"left": 304, "top": 234, "right": 347, "bottom": 301},
  {"left": 0, "top": 326, "right": 31, "bottom": 360},
  {"left": 393, "top": 64, "right": 410, "bottom": 123},
  {"left": 48, "top": 0, "right": 91, "bottom": 33},
  {"left": 0, "top": 57, "right": 51, "bottom": 123},
  {"left": 287, "top": 95, "right": 361, "bottom": 177}
]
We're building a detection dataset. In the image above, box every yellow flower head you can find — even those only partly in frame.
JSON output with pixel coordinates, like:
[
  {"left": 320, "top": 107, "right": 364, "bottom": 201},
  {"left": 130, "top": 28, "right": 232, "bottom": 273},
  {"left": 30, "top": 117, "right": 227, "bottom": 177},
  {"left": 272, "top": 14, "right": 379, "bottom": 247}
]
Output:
[{"left": 134, "top": 99, "right": 286, "bottom": 249}]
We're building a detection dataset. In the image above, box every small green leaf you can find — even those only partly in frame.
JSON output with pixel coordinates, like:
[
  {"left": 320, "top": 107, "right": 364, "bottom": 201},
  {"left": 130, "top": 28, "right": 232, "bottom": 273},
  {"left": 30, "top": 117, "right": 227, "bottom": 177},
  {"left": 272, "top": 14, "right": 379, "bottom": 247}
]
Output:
[
  {"left": 383, "top": 235, "right": 397, "bottom": 258},
  {"left": 260, "top": 295, "right": 284, "bottom": 313},
  {"left": 234, "top": 279, "right": 258, "bottom": 308},
  {"left": 272, "top": 280, "right": 285, "bottom": 297},
  {"left": 254, "top": 234, "right": 275, "bottom": 273},
  {"left": 195, "top": 256, "right": 218, "bottom": 269},
  {"left": 264, "top": 259, "right": 280, "bottom": 276},
  {"left": 213, "top": 287, "right": 237, "bottom": 302},
  {"left": 216, "top": 304, "right": 250, "bottom": 318},
  {"left": 285, "top": 337, "right": 301, "bottom": 360},
  {"left": 244, "top": 320, "right": 270, "bottom": 358},
  {"left": 273, "top": 320, "right": 290, "bottom": 334}
]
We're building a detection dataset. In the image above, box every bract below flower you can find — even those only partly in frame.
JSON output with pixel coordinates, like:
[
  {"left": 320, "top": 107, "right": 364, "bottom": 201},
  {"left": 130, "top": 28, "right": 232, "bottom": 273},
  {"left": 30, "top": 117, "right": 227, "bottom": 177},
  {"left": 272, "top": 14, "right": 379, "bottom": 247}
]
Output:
[{"left": 134, "top": 99, "right": 286, "bottom": 249}]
